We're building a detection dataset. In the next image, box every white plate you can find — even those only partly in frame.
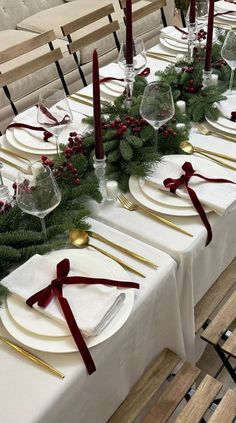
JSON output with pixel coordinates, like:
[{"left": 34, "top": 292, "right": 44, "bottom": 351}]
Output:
[
  {"left": 13, "top": 128, "right": 57, "bottom": 151},
  {"left": 213, "top": 116, "right": 236, "bottom": 131},
  {"left": 100, "top": 83, "right": 122, "bottom": 99},
  {"left": 139, "top": 177, "right": 193, "bottom": 208},
  {"left": 6, "top": 129, "right": 57, "bottom": 156},
  {"left": 216, "top": 94, "right": 236, "bottom": 124},
  {"left": 1, "top": 249, "right": 134, "bottom": 352},
  {"left": 130, "top": 154, "right": 234, "bottom": 217},
  {"left": 214, "top": 13, "right": 236, "bottom": 22},
  {"left": 205, "top": 116, "right": 236, "bottom": 136},
  {"left": 160, "top": 35, "right": 187, "bottom": 52}
]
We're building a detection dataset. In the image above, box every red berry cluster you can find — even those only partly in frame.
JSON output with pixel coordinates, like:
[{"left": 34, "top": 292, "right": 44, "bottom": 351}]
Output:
[
  {"left": 102, "top": 116, "right": 147, "bottom": 137},
  {"left": 212, "top": 58, "right": 227, "bottom": 70},
  {"left": 41, "top": 156, "right": 54, "bottom": 168},
  {"left": 231, "top": 111, "right": 236, "bottom": 122},
  {"left": 197, "top": 29, "right": 207, "bottom": 41},
  {"left": 185, "top": 79, "right": 202, "bottom": 94},
  {"left": 159, "top": 125, "right": 177, "bottom": 137},
  {"left": 64, "top": 131, "right": 83, "bottom": 158},
  {"left": 0, "top": 200, "right": 12, "bottom": 214},
  {"left": 181, "top": 66, "right": 194, "bottom": 74}
]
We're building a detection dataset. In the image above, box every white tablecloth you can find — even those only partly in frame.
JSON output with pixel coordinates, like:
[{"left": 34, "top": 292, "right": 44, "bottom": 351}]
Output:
[{"left": 0, "top": 218, "right": 184, "bottom": 423}]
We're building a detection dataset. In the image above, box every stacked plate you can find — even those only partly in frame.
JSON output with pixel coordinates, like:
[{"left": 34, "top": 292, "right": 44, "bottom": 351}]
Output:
[
  {"left": 205, "top": 94, "right": 236, "bottom": 137},
  {"left": 160, "top": 26, "right": 217, "bottom": 53},
  {"left": 0, "top": 249, "right": 134, "bottom": 353},
  {"left": 129, "top": 155, "right": 234, "bottom": 216}
]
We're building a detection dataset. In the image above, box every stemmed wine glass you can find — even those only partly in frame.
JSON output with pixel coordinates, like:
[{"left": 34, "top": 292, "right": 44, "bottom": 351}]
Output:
[
  {"left": 118, "top": 38, "right": 147, "bottom": 107},
  {"left": 140, "top": 82, "right": 175, "bottom": 152},
  {"left": 221, "top": 31, "right": 236, "bottom": 95},
  {"left": 16, "top": 163, "right": 61, "bottom": 238},
  {"left": 37, "top": 89, "right": 73, "bottom": 154}
]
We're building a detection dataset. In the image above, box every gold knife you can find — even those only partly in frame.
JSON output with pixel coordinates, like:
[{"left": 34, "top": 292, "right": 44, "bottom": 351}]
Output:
[
  {"left": 146, "top": 52, "right": 176, "bottom": 63},
  {"left": 0, "top": 156, "right": 31, "bottom": 174},
  {"left": 0, "top": 147, "right": 31, "bottom": 164},
  {"left": 68, "top": 95, "right": 93, "bottom": 107},
  {"left": 73, "top": 92, "right": 106, "bottom": 105},
  {"left": 89, "top": 231, "right": 158, "bottom": 268},
  {"left": 0, "top": 335, "right": 65, "bottom": 378}
]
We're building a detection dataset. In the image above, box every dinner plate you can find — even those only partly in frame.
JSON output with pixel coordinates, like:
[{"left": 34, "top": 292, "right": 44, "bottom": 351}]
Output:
[
  {"left": 6, "top": 129, "right": 57, "bottom": 156},
  {"left": 213, "top": 116, "right": 236, "bottom": 131},
  {"left": 205, "top": 116, "right": 236, "bottom": 136},
  {"left": 13, "top": 128, "right": 57, "bottom": 151},
  {"left": 139, "top": 177, "right": 193, "bottom": 208},
  {"left": 100, "top": 83, "right": 122, "bottom": 99},
  {"left": 1, "top": 249, "right": 134, "bottom": 352},
  {"left": 216, "top": 94, "right": 236, "bottom": 123}
]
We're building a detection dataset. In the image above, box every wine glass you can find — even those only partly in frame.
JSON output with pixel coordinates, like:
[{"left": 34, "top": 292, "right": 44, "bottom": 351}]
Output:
[
  {"left": 118, "top": 38, "right": 147, "bottom": 75},
  {"left": 16, "top": 163, "right": 61, "bottom": 238},
  {"left": 37, "top": 89, "right": 73, "bottom": 154},
  {"left": 140, "top": 82, "right": 175, "bottom": 151},
  {"left": 118, "top": 38, "right": 147, "bottom": 107},
  {"left": 221, "top": 31, "right": 236, "bottom": 95}
]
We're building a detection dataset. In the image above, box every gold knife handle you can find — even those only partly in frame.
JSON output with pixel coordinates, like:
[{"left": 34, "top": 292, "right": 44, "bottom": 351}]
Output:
[
  {"left": 0, "top": 147, "right": 31, "bottom": 164},
  {"left": 213, "top": 132, "right": 236, "bottom": 142},
  {"left": 0, "top": 335, "right": 65, "bottom": 378},
  {"left": 195, "top": 146, "right": 236, "bottom": 163},
  {"left": 88, "top": 243, "right": 145, "bottom": 278},
  {"left": 137, "top": 204, "right": 193, "bottom": 237},
  {"left": 0, "top": 157, "right": 31, "bottom": 174},
  {"left": 198, "top": 151, "right": 236, "bottom": 171},
  {"left": 90, "top": 232, "right": 158, "bottom": 268},
  {"left": 68, "top": 96, "right": 93, "bottom": 107}
]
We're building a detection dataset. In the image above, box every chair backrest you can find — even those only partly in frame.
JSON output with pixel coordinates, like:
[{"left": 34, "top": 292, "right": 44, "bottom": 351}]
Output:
[
  {"left": 119, "top": 0, "right": 167, "bottom": 23},
  {"left": 61, "top": 3, "right": 120, "bottom": 55},
  {"left": 0, "top": 30, "right": 68, "bottom": 114}
]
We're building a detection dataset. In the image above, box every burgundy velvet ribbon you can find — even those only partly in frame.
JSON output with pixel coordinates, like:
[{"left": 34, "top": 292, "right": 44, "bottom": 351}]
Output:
[
  {"left": 99, "top": 67, "right": 150, "bottom": 84},
  {"left": 163, "top": 162, "right": 235, "bottom": 246},
  {"left": 6, "top": 122, "right": 53, "bottom": 142},
  {"left": 214, "top": 10, "right": 236, "bottom": 17},
  {"left": 38, "top": 103, "right": 71, "bottom": 126},
  {"left": 26, "top": 258, "right": 139, "bottom": 375}
]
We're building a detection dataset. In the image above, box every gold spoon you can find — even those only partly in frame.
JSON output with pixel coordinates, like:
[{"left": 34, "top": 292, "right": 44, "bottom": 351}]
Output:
[
  {"left": 180, "top": 141, "right": 236, "bottom": 171},
  {"left": 69, "top": 229, "right": 145, "bottom": 278}
]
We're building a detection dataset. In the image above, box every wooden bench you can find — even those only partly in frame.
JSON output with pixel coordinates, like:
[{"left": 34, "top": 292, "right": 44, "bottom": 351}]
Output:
[
  {"left": 194, "top": 257, "right": 236, "bottom": 383},
  {"left": 108, "top": 348, "right": 236, "bottom": 422}
]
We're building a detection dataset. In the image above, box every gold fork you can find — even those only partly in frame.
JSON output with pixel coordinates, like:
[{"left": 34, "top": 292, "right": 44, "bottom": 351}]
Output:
[
  {"left": 118, "top": 194, "right": 193, "bottom": 237},
  {"left": 195, "top": 122, "right": 236, "bottom": 142}
]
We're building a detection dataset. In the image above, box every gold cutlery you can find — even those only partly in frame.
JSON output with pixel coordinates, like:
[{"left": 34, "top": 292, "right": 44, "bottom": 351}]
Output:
[
  {"left": 88, "top": 230, "right": 158, "bottom": 268},
  {"left": 69, "top": 229, "right": 145, "bottom": 278},
  {"left": 118, "top": 194, "right": 193, "bottom": 238},
  {"left": 147, "top": 50, "right": 175, "bottom": 58},
  {"left": 56, "top": 105, "right": 89, "bottom": 117},
  {"left": 0, "top": 147, "right": 31, "bottom": 164},
  {"left": 73, "top": 92, "right": 106, "bottom": 105},
  {"left": 0, "top": 156, "right": 31, "bottom": 174},
  {"left": 67, "top": 95, "right": 93, "bottom": 108},
  {"left": 180, "top": 141, "right": 236, "bottom": 163},
  {"left": 0, "top": 335, "right": 65, "bottom": 378},
  {"left": 195, "top": 122, "right": 236, "bottom": 142},
  {"left": 146, "top": 52, "right": 176, "bottom": 63}
]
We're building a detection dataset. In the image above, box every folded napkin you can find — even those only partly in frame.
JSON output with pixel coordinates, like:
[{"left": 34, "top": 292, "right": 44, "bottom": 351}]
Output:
[
  {"left": 161, "top": 26, "right": 188, "bottom": 44},
  {"left": 1, "top": 254, "right": 126, "bottom": 338},
  {"left": 216, "top": 95, "right": 236, "bottom": 122},
  {"left": 147, "top": 159, "right": 236, "bottom": 216},
  {"left": 215, "top": 0, "right": 236, "bottom": 13},
  {"left": 12, "top": 107, "right": 57, "bottom": 143}
]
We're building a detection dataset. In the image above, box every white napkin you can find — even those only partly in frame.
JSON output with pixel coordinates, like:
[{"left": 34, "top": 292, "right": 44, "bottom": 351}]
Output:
[
  {"left": 215, "top": 0, "right": 236, "bottom": 13},
  {"left": 1, "top": 254, "right": 125, "bottom": 338},
  {"left": 161, "top": 26, "right": 188, "bottom": 45},
  {"left": 147, "top": 159, "right": 236, "bottom": 216},
  {"left": 11, "top": 107, "right": 56, "bottom": 144},
  {"left": 99, "top": 62, "right": 125, "bottom": 88},
  {"left": 216, "top": 95, "right": 236, "bottom": 121}
]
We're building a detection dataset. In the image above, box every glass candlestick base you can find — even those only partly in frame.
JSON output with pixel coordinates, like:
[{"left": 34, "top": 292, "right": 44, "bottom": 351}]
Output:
[
  {"left": 93, "top": 156, "right": 107, "bottom": 199},
  {"left": 202, "top": 70, "right": 213, "bottom": 88},
  {"left": 187, "top": 22, "right": 197, "bottom": 62},
  {"left": 124, "top": 64, "right": 135, "bottom": 108}
]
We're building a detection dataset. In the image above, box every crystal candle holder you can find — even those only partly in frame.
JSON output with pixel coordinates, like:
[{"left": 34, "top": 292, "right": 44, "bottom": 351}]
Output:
[
  {"left": 124, "top": 64, "right": 135, "bottom": 108},
  {"left": 187, "top": 22, "right": 197, "bottom": 62},
  {"left": 202, "top": 69, "right": 213, "bottom": 88},
  {"left": 93, "top": 155, "right": 107, "bottom": 199}
]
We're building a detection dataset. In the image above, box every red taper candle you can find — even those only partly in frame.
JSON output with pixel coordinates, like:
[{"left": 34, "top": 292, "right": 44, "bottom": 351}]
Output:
[
  {"left": 92, "top": 49, "right": 104, "bottom": 159},
  {"left": 125, "top": 0, "right": 133, "bottom": 64},
  {"left": 204, "top": 0, "right": 215, "bottom": 71},
  {"left": 189, "top": 0, "right": 196, "bottom": 24}
]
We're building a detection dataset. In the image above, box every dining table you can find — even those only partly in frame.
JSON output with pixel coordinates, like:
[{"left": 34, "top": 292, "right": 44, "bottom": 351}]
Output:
[{"left": 1, "top": 27, "right": 236, "bottom": 422}]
